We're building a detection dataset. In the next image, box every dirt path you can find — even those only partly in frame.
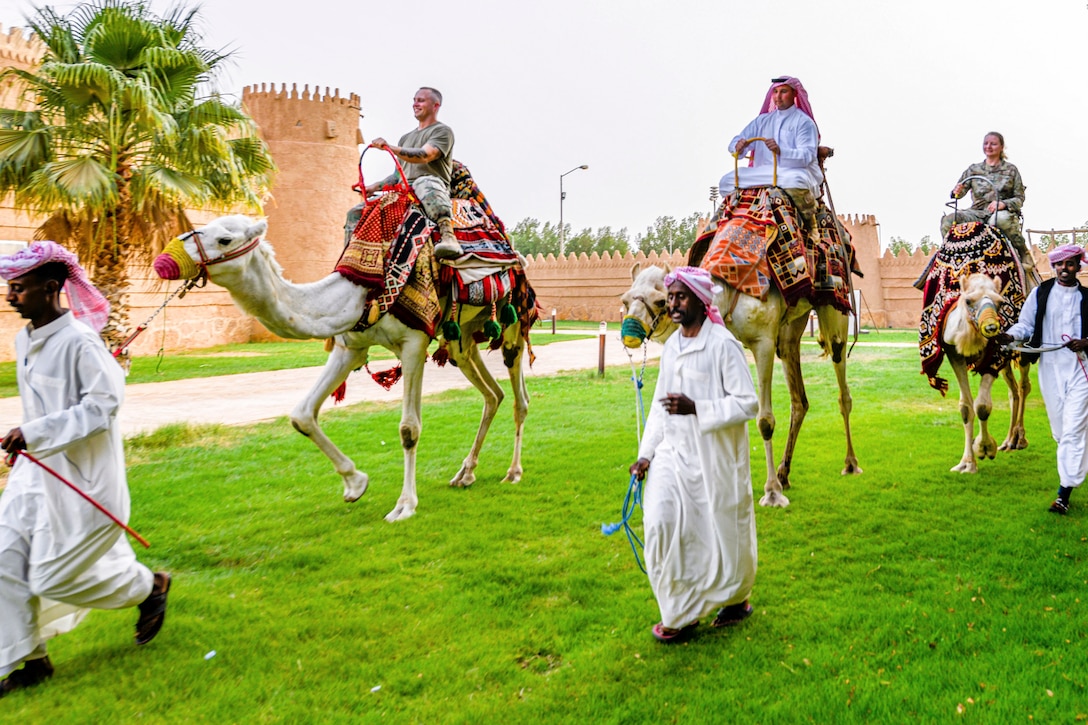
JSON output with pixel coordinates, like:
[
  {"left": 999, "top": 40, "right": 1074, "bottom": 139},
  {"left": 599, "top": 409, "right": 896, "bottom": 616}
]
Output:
[{"left": 0, "top": 336, "right": 664, "bottom": 437}]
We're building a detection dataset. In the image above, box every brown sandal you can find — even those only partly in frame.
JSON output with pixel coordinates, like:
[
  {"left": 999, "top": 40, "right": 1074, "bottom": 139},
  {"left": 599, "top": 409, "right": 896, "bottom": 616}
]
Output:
[{"left": 135, "top": 572, "right": 171, "bottom": 645}]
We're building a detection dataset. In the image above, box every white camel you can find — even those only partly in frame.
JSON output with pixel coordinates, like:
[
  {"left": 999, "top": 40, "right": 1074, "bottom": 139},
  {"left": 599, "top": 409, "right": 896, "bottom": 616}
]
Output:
[
  {"left": 621, "top": 262, "right": 861, "bottom": 508},
  {"left": 153, "top": 215, "right": 529, "bottom": 522},
  {"left": 930, "top": 272, "right": 1031, "bottom": 473}
]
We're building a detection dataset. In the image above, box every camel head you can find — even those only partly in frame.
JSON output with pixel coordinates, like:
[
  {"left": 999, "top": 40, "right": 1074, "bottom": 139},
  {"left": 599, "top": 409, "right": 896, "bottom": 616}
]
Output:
[
  {"left": 620, "top": 263, "right": 676, "bottom": 348},
  {"left": 153, "top": 215, "right": 269, "bottom": 281},
  {"left": 958, "top": 273, "right": 1005, "bottom": 339}
]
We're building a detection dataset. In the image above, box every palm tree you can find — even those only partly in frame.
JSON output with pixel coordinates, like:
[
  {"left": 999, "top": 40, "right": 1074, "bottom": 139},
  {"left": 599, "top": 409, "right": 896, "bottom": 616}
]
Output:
[{"left": 0, "top": 0, "right": 275, "bottom": 351}]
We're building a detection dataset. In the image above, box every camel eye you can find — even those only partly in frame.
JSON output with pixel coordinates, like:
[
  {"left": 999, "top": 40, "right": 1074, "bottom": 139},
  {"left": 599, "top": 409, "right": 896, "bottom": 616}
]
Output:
[{"left": 217, "top": 237, "right": 232, "bottom": 246}]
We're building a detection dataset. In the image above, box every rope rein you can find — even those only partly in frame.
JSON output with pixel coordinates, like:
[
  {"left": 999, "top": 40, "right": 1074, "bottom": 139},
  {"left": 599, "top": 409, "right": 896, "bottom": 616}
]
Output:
[
  {"left": 111, "top": 276, "right": 202, "bottom": 360},
  {"left": 604, "top": 338, "right": 651, "bottom": 574},
  {"left": 5, "top": 449, "right": 150, "bottom": 548}
]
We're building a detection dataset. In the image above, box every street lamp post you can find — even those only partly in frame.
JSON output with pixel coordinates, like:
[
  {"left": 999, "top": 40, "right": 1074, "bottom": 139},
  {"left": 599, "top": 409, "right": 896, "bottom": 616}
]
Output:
[{"left": 559, "top": 164, "right": 589, "bottom": 256}]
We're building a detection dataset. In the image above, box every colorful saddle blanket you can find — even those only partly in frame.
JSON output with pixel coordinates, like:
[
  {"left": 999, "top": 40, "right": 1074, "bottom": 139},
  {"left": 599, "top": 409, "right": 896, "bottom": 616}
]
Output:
[
  {"left": 918, "top": 221, "right": 1026, "bottom": 393},
  {"left": 696, "top": 187, "right": 813, "bottom": 307},
  {"left": 334, "top": 161, "right": 532, "bottom": 340},
  {"left": 810, "top": 202, "right": 857, "bottom": 315},
  {"left": 448, "top": 161, "right": 520, "bottom": 267}
]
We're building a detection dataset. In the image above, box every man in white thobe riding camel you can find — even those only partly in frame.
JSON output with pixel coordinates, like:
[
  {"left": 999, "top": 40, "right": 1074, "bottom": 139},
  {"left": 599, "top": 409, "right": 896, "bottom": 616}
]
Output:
[
  {"left": 719, "top": 76, "right": 823, "bottom": 243},
  {"left": 997, "top": 244, "right": 1088, "bottom": 515},
  {"left": 345, "top": 86, "right": 462, "bottom": 259},
  {"left": 629, "top": 267, "right": 759, "bottom": 643},
  {"left": 0, "top": 243, "right": 170, "bottom": 698}
]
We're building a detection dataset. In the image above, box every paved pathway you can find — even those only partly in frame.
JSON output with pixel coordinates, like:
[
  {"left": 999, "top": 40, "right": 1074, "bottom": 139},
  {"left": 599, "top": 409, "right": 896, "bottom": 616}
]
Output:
[
  {"left": 0, "top": 334, "right": 665, "bottom": 437},
  {"left": 0, "top": 333, "right": 915, "bottom": 437}
]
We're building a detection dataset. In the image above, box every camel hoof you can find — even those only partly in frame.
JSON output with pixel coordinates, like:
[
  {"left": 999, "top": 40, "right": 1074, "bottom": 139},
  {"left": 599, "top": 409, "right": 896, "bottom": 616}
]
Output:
[
  {"left": 759, "top": 491, "right": 790, "bottom": 508},
  {"left": 384, "top": 500, "right": 417, "bottom": 522},
  {"left": 449, "top": 472, "right": 476, "bottom": 488},
  {"left": 343, "top": 472, "right": 369, "bottom": 502},
  {"left": 501, "top": 468, "right": 522, "bottom": 484},
  {"left": 974, "top": 436, "right": 998, "bottom": 460},
  {"left": 842, "top": 461, "right": 864, "bottom": 475},
  {"left": 950, "top": 461, "right": 978, "bottom": 474}
]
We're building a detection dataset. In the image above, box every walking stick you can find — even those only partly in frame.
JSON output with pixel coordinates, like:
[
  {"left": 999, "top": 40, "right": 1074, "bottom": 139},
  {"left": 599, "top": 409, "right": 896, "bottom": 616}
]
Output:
[{"left": 5, "top": 449, "right": 150, "bottom": 548}]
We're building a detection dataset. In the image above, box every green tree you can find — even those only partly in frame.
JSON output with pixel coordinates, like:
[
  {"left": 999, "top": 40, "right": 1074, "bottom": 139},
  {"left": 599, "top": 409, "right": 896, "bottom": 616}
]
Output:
[
  {"left": 507, "top": 217, "right": 559, "bottom": 256},
  {"left": 562, "top": 225, "right": 631, "bottom": 256},
  {"left": 508, "top": 218, "right": 632, "bottom": 257},
  {"left": 634, "top": 213, "right": 703, "bottom": 255},
  {"left": 0, "top": 0, "right": 275, "bottom": 350},
  {"left": 887, "top": 234, "right": 936, "bottom": 255}
]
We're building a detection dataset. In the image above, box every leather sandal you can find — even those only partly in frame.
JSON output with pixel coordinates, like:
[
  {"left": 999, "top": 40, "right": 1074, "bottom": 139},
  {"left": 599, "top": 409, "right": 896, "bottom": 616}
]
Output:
[{"left": 135, "top": 572, "right": 171, "bottom": 645}]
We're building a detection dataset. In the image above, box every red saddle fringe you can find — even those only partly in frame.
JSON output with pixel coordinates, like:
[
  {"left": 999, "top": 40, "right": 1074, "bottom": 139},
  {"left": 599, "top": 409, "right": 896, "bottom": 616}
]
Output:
[
  {"left": 331, "top": 381, "right": 347, "bottom": 404},
  {"left": 367, "top": 364, "right": 403, "bottom": 390}
]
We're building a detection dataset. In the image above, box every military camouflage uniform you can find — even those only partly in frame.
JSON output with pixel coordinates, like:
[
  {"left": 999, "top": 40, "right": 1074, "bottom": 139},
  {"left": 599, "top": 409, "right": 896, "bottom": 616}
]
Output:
[{"left": 941, "top": 160, "right": 1030, "bottom": 264}]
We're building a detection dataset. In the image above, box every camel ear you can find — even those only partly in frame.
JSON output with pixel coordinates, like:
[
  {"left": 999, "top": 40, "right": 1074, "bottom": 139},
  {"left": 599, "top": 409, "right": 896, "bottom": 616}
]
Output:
[
  {"left": 630, "top": 262, "right": 641, "bottom": 281},
  {"left": 661, "top": 261, "right": 672, "bottom": 274},
  {"left": 248, "top": 219, "right": 268, "bottom": 240}
]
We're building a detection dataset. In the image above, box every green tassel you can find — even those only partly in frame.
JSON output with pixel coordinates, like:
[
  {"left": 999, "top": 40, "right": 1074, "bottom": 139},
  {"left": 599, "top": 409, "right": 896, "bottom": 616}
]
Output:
[
  {"left": 443, "top": 320, "right": 461, "bottom": 341},
  {"left": 484, "top": 319, "right": 502, "bottom": 340},
  {"left": 499, "top": 303, "right": 518, "bottom": 326}
]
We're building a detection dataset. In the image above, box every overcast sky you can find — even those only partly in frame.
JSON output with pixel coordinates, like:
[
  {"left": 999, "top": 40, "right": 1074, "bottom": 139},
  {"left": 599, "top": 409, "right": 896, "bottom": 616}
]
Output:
[{"left": 0, "top": 0, "right": 1085, "bottom": 249}]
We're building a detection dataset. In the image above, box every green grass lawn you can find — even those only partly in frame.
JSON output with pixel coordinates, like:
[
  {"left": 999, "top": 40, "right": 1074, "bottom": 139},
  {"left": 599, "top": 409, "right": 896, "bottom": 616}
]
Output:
[
  {"left": 0, "top": 331, "right": 592, "bottom": 399},
  {"left": 4, "top": 340, "right": 1081, "bottom": 722}
]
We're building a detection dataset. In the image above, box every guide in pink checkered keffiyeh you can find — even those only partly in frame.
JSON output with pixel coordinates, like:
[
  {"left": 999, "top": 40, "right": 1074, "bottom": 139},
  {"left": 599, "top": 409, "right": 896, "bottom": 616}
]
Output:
[{"left": 0, "top": 241, "right": 109, "bottom": 332}]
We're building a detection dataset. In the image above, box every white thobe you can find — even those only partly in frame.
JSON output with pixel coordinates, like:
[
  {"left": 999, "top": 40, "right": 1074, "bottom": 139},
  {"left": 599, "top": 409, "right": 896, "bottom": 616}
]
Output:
[
  {"left": 637, "top": 322, "right": 759, "bottom": 629},
  {"left": 719, "top": 106, "right": 823, "bottom": 196},
  {"left": 1007, "top": 283, "right": 1088, "bottom": 488},
  {"left": 0, "top": 313, "right": 151, "bottom": 677}
]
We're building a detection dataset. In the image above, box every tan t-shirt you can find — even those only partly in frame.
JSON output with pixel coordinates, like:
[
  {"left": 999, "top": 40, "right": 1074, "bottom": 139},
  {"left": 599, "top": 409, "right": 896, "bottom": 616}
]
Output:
[{"left": 397, "top": 122, "right": 454, "bottom": 184}]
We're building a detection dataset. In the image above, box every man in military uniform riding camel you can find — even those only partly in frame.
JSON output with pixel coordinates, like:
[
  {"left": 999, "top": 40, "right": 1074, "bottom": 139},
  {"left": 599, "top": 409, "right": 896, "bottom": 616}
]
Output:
[{"left": 346, "top": 86, "right": 462, "bottom": 259}]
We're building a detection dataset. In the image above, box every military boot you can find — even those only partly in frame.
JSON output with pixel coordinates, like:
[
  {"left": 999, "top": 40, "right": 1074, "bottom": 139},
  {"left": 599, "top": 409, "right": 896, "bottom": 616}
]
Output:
[{"left": 433, "top": 219, "right": 463, "bottom": 260}]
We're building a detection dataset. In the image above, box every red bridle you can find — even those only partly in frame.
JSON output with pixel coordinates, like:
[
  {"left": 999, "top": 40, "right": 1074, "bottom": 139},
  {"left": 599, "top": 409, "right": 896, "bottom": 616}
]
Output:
[{"left": 181, "top": 227, "right": 264, "bottom": 277}]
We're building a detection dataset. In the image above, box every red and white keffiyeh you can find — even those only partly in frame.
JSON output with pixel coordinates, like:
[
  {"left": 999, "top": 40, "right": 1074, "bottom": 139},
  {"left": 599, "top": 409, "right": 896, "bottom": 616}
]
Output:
[
  {"left": 664, "top": 266, "right": 725, "bottom": 327},
  {"left": 0, "top": 241, "right": 109, "bottom": 332}
]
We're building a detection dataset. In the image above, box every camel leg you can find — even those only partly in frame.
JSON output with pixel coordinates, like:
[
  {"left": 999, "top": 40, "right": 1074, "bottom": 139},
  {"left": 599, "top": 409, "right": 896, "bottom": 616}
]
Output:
[
  {"left": 998, "top": 359, "right": 1031, "bottom": 450},
  {"left": 500, "top": 326, "right": 529, "bottom": 483},
  {"left": 446, "top": 336, "right": 504, "bottom": 488},
  {"left": 974, "top": 372, "right": 999, "bottom": 462},
  {"left": 750, "top": 336, "right": 787, "bottom": 508},
  {"left": 382, "top": 333, "right": 430, "bottom": 522},
  {"left": 773, "top": 315, "right": 808, "bottom": 493},
  {"left": 816, "top": 305, "right": 862, "bottom": 475},
  {"left": 290, "top": 341, "right": 372, "bottom": 502},
  {"left": 946, "top": 353, "right": 979, "bottom": 473}
]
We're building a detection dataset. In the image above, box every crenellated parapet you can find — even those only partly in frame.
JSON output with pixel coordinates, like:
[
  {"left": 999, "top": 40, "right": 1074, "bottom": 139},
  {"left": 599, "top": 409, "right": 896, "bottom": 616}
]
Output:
[
  {"left": 242, "top": 82, "right": 362, "bottom": 145},
  {"left": 242, "top": 82, "right": 360, "bottom": 108},
  {"left": 0, "top": 24, "right": 42, "bottom": 110},
  {"left": 0, "top": 24, "right": 42, "bottom": 69},
  {"left": 241, "top": 81, "right": 364, "bottom": 284}
]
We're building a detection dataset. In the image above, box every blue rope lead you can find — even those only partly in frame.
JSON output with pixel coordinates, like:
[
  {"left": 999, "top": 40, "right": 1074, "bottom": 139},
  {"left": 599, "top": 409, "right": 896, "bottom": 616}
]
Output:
[{"left": 602, "top": 473, "right": 646, "bottom": 574}]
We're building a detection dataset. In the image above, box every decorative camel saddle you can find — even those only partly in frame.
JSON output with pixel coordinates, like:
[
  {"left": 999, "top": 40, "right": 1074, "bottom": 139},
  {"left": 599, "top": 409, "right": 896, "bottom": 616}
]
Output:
[
  {"left": 688, "top": 187, "right": 859, "bottom": 315},
  {"left": 918, "top": 221, "right": 1027, "bottom": 392},
  {"left": 336, "top": 158, "right": 537, "bottom": 359}
]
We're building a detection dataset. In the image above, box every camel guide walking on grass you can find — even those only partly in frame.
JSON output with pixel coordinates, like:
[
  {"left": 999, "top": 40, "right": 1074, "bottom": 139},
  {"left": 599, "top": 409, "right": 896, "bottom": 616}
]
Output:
[
  {"left": 0, "top": 243, "right": 170, "bottom": 698},
  {"left": 997, "top": 244, "right": 1088, "bottom": 515},
  {"left": 346, "top": 86, "right": 462, "bottom": 259},
  {"left": 629, "top": 267, "right": 759, "bottom": 643}
]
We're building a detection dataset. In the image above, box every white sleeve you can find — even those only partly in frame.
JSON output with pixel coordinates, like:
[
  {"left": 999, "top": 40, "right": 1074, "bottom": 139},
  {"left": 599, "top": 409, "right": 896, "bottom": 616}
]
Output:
[
  {"left": 694, "top": 337, "right": 759, "bottom": 433},
  {"left": 1005, "top": 286, "right": 1039, "bottom": 341}
]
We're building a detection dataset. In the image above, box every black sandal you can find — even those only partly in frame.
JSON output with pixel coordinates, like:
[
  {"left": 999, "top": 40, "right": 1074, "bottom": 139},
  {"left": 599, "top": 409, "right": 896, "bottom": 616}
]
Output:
[
  {"left": 0, "top": 657, "right": 53, "bottom": 697},
  {"left": 135, "top": 572, "right": 171, "bottom": 645},
  {"left": 712, "top": 601, "right": 753, "bottom": 628}
]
